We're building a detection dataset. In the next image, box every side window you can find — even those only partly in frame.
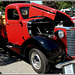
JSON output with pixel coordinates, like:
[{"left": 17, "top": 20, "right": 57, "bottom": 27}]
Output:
[
  {"left": 20, "top": 7, "right": 29, "bottom": 19},
  {"left": 8, "top": 9, "right": 19, "bottom": 20}
]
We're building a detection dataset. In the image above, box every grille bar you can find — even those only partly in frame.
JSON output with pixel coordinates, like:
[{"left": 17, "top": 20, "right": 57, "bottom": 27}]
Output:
[{"left": 67, "top": 30, "right": 75, "bottom": 56}]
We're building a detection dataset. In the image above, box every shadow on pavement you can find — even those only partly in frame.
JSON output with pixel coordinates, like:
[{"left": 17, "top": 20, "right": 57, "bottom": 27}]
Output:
[
  {"left": 0, "top": 72, "right": 2, "bottom": 74},
  {"left": 47, "top": 68, "right": 62, "bottom": 74},
  {"left": 0, "top": 48, "right": 62, "bottom": 74},
  {"left": 0, "top": 48, "right": 21, "bottom": 66}
]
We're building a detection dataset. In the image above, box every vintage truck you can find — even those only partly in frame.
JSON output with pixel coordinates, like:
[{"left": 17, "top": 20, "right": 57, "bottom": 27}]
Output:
[{"left": 0, "top": 3, "right": 75, "bottom": 74}]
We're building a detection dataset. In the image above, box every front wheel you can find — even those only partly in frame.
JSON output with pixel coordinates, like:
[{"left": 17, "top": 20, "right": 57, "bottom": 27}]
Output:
[{"left": 29, "top": 48, "right": 50, "bottom": 74}]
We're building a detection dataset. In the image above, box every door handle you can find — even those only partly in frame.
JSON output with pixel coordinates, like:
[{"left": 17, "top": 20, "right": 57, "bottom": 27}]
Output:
[{"left": 6, "top": 22, "right": 9, "bottom": 25}]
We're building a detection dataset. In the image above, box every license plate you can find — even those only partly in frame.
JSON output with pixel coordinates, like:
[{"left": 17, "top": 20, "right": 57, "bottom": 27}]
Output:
[{"left": 64, "top": 64, "right": 74, "bottom": 74}]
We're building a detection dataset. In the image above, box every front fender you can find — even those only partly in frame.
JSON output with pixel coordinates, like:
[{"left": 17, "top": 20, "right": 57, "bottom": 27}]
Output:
[
  {"left": 21, "top": 36, "right": 63, "bottom": 63},
  {"left": 33, "top": 36, "right": 58, "bottom": 51}
]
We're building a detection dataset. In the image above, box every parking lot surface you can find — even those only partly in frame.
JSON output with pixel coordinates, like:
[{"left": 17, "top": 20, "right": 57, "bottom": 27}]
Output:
[
  {"left": 0, "top": 49, "right": 62, "bottom": 74},
  {"left": 0, "top": 49, "right": 37, "bottom": 74}
]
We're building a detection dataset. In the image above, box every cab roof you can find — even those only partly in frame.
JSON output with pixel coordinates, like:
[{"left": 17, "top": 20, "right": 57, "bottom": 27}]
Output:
[
  {"left": 6, "top": 3, "right": 30, "bottom": 9},
  {"left": 7, "top": 3, "right": 30, "bottom": 5}
]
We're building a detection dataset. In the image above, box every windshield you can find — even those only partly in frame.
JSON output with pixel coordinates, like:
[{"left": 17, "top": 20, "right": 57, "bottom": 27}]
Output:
[{"left": 20, "top": 7, "right": 29, "bottom": 19}]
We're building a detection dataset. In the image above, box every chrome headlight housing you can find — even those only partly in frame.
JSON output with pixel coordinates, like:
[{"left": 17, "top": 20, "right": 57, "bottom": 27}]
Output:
[{"left": 58, "top": 30, "right": 64, "bottom": 38}]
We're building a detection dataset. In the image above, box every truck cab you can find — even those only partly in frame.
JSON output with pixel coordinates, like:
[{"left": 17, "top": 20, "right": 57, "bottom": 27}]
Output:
[
  {"left": 5, "top": 3, "right": 31, "bottom": 46},
  {"left": 0, "top": 3, "right": 75, "bottom": 74}
]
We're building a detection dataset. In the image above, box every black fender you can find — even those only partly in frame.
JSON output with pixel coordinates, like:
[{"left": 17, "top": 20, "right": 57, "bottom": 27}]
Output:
[{"left": 21, "top": 36, "right": 63, "bottom": 63}]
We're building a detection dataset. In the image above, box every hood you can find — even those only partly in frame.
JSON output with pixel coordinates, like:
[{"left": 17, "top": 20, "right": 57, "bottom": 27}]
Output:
[{"left": 29, "top": 3, "right": 73, "bottom": 24}]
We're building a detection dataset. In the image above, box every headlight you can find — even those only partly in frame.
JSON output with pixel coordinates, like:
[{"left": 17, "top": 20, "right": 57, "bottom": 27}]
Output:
[{"left": 58, "top": 30, "right": 64, "bottom": 38}]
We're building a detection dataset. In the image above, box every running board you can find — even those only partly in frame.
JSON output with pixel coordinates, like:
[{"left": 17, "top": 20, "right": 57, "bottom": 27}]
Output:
[{"left": 6, "top": 45, "right": 20, "bottom": 54}]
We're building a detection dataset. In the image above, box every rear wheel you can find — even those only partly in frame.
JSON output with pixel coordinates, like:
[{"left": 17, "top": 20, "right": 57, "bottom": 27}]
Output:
[{"left": 29, "top": 48, "right": 50, "bottom": 74}]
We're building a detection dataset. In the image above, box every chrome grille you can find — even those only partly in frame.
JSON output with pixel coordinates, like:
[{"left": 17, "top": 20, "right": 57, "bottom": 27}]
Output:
[{"left": 67, "top": 30, "right": 75, "bottom": 56}]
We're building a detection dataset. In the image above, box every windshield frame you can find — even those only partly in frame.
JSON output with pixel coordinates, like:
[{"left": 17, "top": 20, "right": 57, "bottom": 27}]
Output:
[{"left": 20, "top": 7, "right": 29, "bottom": 19}]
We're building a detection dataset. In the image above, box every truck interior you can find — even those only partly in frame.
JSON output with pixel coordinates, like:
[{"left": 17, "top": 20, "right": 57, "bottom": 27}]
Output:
[{"left": 8, "top": 9, "right": 19, "bottom": 20}]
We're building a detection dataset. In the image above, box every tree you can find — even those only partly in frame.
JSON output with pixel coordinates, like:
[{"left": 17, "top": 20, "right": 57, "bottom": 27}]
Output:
[
  {"left": 55, "top": 1, "right": 73, "bottom": 9},
  {"left": 43, "top": 1, "right": 57, "bottom": 9},
  {"left": 43, "top": 1, "right": 75, "bottom": 9}
]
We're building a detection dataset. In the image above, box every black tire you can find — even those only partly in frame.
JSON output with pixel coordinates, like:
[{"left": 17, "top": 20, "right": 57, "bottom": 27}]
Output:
[{"left": 29, "top": 48, "right": 50, "bottom": 74}]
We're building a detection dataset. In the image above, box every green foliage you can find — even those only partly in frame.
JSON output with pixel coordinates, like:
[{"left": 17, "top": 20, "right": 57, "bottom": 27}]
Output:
[
  {"left": 43, "top": 1, "right": 57, "bottom": 9},
  {"left": 55, "top": 1, "right": 73, "bottom": 9},
  {"left": 43, "top": 1, "right": 75, "bottom": 9}
]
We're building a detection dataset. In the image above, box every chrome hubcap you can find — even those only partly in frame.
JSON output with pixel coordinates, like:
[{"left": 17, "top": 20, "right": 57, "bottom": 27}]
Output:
[{"left": 31, "top": 52, "right": 41, "bottom": 69}]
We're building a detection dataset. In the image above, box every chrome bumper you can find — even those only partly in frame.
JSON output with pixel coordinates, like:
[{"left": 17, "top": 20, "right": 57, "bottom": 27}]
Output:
[{"left": 56, "top": 60, "right": 75, "bottom": 69}]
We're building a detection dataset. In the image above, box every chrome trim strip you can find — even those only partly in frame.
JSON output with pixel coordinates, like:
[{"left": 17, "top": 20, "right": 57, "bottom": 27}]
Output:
[{"left": 55, "top": 26, "right": 75, "bottom": 30}]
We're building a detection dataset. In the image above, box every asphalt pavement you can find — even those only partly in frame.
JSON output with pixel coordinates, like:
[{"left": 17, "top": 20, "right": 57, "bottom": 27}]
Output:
[
  {"left": 0, "top": 48, "right": 62, "bottom": 74},
  {"left": 0, "top": 49, "right": 37, "bottom": 74}
]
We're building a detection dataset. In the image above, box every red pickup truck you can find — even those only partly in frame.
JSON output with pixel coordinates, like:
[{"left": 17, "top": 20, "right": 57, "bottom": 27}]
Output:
[{"left": 0, "top": 3, "right": 75, "bottom": 74}]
